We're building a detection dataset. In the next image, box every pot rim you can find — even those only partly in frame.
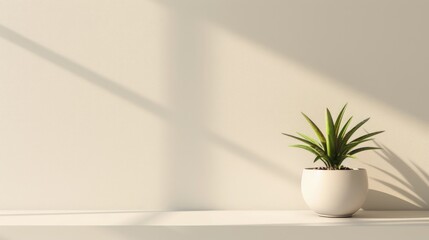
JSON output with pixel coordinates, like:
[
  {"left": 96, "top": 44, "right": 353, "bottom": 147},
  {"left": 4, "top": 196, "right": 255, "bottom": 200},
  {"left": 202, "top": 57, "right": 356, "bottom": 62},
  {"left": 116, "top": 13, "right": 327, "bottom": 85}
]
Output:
[{"left": 303, "top": 167, "right": 366, "bottom": 171}]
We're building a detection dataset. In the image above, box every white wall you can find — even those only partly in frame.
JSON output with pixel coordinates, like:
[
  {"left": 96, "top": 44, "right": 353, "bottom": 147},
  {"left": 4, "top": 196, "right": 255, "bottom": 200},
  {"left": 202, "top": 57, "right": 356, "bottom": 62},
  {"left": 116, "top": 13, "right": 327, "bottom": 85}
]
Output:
[{"left": 0, "top": 0, "right": 428, "bottom": 210}]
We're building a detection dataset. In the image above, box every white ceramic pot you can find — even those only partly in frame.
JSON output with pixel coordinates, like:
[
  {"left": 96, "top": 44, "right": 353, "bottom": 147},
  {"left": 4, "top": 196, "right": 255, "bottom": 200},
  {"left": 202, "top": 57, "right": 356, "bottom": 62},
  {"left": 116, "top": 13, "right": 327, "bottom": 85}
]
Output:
[{"left": 301, "top": 168, "right": 368, "bottom": 217}]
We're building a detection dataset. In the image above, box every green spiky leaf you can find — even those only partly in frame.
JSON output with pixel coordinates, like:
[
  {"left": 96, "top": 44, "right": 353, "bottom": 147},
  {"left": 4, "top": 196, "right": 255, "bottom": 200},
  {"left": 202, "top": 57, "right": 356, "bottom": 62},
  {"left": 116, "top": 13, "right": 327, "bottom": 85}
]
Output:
[
  {"left": 349, "top": 147, "right": 381, "bottom": 155},
  {"left": 283, "top": 104, "right": 383, "bottom": 169},
  {"left": 334, "top": 104, "right": 347, "bottom": 136},
  {"left": 343, "top": 117, "right": 370, "bottom": 144},
  {"left": 301, "top": 113, "right": 326, "bottom": 146},
  {"left": 313, "top": 156, "right": 321, "bottom": 163},
  {"left": 349, "top": 131, "right": 385, "bottom": 144},
  {"left": 339, "top": 116, "right": 353, "bottom": 140},
  {"left": 325, "top": 108, "right": 336, "bottom": 158},
  {"left": 282, "top": 133, "right": 324, "bottom": 153},
  {"left": 297, "top": 132, "right": 322, "bottom": 148}
]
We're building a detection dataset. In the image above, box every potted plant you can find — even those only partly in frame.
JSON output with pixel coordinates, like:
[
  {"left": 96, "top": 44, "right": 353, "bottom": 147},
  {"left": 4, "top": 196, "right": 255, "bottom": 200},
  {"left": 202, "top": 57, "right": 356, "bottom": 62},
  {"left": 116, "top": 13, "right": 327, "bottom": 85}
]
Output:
[{"left": 283, "top": 104, "right": 383, "bottom": 217}]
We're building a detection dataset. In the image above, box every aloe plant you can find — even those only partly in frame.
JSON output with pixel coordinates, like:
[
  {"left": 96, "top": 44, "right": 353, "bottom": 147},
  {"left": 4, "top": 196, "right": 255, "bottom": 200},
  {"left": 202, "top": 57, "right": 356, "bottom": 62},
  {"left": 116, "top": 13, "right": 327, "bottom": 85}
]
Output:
[{"left": 283, "top": 104, "right": 384, "bottom": 170}]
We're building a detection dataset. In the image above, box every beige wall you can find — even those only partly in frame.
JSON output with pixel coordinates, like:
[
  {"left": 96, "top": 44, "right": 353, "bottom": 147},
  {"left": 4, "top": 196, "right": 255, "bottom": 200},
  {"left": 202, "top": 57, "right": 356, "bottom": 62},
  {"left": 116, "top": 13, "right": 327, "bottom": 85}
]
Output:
[{"left": 0, "top": 0, "right": 427, "bottom": 210}]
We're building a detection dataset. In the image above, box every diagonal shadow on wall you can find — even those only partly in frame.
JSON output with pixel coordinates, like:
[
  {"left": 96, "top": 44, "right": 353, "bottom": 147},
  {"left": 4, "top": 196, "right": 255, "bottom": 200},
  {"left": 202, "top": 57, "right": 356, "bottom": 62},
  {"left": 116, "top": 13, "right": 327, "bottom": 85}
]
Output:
[
  {"left": 155, "top": 0, "right": 429, "bottom": 122},
  {"left": 0, "top": 24, "right": 298, "bottom": 208},
  {"left": 363, "top": 142, "right": 429, "bottom": 210}
]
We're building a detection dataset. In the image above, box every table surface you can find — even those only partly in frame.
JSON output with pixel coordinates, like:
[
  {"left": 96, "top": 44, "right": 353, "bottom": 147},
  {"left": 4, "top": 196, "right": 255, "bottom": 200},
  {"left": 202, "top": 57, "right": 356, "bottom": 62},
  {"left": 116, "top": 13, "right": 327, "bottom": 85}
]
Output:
[{"left": 0, "top": 210, "right": 427, "bottom": 226}]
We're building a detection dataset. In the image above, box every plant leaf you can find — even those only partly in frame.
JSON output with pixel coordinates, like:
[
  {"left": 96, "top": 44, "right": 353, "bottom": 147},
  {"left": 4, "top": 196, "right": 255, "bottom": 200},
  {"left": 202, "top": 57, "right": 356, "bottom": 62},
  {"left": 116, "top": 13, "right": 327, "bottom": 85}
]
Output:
[
  {"left": 291, "top": 145, "right": 330, "bottom": 168},
  {"left": 312, "top": 156, "right": 330, "bottom": 168},
  {"left": 342, "top": 138, "right": 374, "bottom": 155},
  {"left": 343, "top": 117, "right": 370, "bottom": 144},
  {"left": 282, "top": 133, "right": 325, "bottom": 153},
  {"left": 325, "top": 108, "right": 336, "bottom": 158},
  {"left": 313, "top": 156, "right": 321, "bottom": 163},
  {"left": 290, "top": 144, "right": 320, "bottom": 156},
  {"left": 349, "top": 131, "right": 385, "bottom": 144},
  {"left": 301, "top": 113, "right": 326, "bottom": 146},
  {"left": 297, "top": 132, "right": 322, "bottom": 148},
  {"left": 334, "top": 104, "right": 347, "bottom": 136},
  {"left": 339, "top": 116, "right": 353, "bottom": 140},
  {"left": 349, "top": 146, "right": 381, "bottom": 155},
  {"left": 336, "top": 154, "right": 357, "bottom": 167}
]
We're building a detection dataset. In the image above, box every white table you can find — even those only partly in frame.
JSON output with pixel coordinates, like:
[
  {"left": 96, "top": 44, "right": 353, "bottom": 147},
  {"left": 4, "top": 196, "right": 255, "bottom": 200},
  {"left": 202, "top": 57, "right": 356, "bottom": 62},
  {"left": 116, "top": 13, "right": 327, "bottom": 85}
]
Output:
[{"left": 0, "top": 210, "right": 427, "bottom": 239}]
